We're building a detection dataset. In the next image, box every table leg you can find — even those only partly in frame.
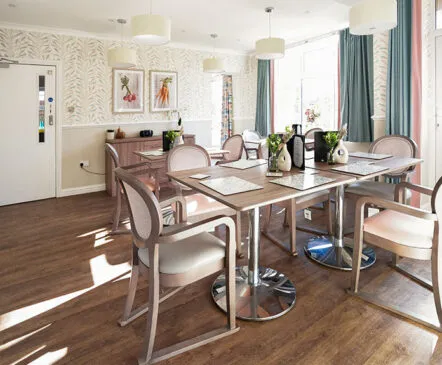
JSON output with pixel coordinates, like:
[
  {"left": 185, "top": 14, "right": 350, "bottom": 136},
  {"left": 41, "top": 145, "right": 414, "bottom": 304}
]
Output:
[
  {"left": 212, "top": 207, "right": 297, "bottom": 321},
  {"left": 304, "top": 185, "right": 376, "bottom": 270}
]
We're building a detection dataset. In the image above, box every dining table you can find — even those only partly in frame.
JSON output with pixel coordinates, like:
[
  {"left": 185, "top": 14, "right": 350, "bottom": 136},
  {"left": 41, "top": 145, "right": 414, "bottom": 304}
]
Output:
[{"left": 167, "top": 161, "right": 356, "bottom": 321}]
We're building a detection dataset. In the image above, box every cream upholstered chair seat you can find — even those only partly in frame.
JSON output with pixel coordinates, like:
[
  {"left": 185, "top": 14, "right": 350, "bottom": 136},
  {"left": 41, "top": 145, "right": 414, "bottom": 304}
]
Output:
[
  {"left": 138, "top": 232, "right": 225, "bottom": 275},
  {"left": 346, "top": 181, "right": 412, "bottom": 201},
  {"left": 364, "top": 210, "right": 434, "bottom": 250}
]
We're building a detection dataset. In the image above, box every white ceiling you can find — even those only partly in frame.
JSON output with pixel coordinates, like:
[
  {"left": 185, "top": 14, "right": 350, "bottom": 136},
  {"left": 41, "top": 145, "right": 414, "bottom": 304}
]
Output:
[{"left": 0, "top": 0, "right": 361, "bottom": 52}]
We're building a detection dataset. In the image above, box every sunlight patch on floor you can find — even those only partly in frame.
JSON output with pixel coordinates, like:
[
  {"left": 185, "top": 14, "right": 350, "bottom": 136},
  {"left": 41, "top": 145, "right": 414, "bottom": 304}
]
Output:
[
  {"left": 77, "top": 228, "right": 107, "bottom": 238},
  {"left": 0, "top": 254, "right": 130, "bottom": 331},
  {"left": 0, "top": 289, "right": 89, "bottom": 331},
  {"left": 0, "top": 324, "right": 51, "bottom": 352},
  {"left": 28, "top": 347, "right": 68, "bottom": 365},
  {"left": 9, "top": 345, "right": 46, "bottom": 365}
]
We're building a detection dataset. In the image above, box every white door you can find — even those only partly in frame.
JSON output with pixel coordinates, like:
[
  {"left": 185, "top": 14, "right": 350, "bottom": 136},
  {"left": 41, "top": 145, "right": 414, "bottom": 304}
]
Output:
[
  {"left": 0, "top": 64, "right": 56, "bottom": 206},
  {"left": 436, "top": 37, "right": 442, "bottom": 179}
]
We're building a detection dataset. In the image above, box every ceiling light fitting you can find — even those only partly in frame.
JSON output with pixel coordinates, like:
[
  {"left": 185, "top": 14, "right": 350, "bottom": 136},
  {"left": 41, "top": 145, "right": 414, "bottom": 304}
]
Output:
[
  {"left": 255, "top": 7, "right": 285, "bottom": 60},
  {"left": 131, "top": 0, "right": 171, "bottom": 45},
  {"left": 108, "top": 19, "right": 137, "bottom": 69},
  {"left": 203, "top": 34, "right": 225, "bottom": 74}
]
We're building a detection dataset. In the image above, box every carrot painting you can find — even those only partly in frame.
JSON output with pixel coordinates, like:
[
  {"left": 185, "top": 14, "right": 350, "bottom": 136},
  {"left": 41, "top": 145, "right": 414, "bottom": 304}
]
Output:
[
  {"left": 150, "top": 71, "right": 178, "bottom": 112},
  {"left": 155, "top": 77, "right": 172, "bottom": 107}
]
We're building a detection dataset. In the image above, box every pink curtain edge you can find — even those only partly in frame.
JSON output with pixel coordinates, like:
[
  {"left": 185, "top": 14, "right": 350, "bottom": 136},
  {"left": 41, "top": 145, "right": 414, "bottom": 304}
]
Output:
[{"left": 411, "top": 0, "right": 422, "bottom": 207}]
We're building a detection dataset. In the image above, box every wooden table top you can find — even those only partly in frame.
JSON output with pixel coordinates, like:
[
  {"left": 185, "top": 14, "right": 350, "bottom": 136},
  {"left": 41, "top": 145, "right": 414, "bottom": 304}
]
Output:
[
  {"left": 305, "top": 156, "right": 423, "bottom": 181},
  {"left": 167, "top": 165, "right": 356, "bottom": 212}
]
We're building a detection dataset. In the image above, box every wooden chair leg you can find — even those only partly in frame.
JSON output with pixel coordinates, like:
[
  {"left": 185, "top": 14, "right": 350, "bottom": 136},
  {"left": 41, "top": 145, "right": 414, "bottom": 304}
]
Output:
[
  {"left": 234, "top": 212, "right": 244, "bottom": 258},
  {"left": 288, "top": 199, "right": 297, "bottom": 255},
  {"left": 119, "top": 243, "right": 140, "bottom": 326},
  {"left": 283, "top": 209, "right": 289, "bottom": 228},
  {"left": 139, "top": 251, "right": 160, "bottom": 365},
  {"left": 432, "top": 242, "right": 442, "bottom": 326},
  {"left": 350, "top": 202, "right": 364, "bottom": 293},
  {"left": 112, "top": 187, "right": 122, "bottom": 232}
]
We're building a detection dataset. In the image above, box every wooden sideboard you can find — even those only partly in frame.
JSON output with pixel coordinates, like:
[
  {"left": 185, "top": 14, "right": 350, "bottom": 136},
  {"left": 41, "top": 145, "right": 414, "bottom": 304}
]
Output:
[{"left": 105, "top": 134, "right": 195, "bottom": 197}]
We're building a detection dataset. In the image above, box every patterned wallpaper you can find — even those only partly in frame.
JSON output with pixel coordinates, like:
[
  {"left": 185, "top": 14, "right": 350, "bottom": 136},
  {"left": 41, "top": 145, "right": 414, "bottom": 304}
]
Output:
[
  {"left": 0, "top": 27, "right": 257, "bottom": 126},
  {"left": 373, "top": 31, "right": 389, "bottom": 117}
]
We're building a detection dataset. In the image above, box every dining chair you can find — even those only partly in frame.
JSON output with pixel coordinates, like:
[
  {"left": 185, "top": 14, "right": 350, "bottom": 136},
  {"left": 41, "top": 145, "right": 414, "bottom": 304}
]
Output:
[
  {"left": 214, "top": 135, "right": 245, "bottom": 165},
  {"left": 114, "top": 167, "right": 239, "bottom": 365},
  {"left": 105, "top": 143, "right": 159, "bottom": 234},
  {"left": 304, "top": 127, "right": 323, "bottom": 151},
  {"left": 167, "top": 144, "right": 244, "bottom": 257},
  {"left": 345, "top": 135, "right": 418, "bottom": 204},
  {"left": 243, "top": 129, "right": 264, "bottom": 159},
  {"left": 262, "top": 191, "right": 333, "bottom": 256},
  {"left": 349, "top": 178, "right": 442, "bottom": 332}
]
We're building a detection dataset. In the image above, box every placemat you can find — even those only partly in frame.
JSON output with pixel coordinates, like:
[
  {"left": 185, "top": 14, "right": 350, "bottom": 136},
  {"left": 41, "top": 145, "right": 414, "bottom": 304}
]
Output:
[
  {"left": 270, "top": 174, "right": 335, "bottom": 191},
  {"left": 349, "top": 152, "right": 392, "bottom": 160},
  {"left": 220, "top": 159, "right": 267, "bottom": 170},
  {"left": 200, "top": 176, "right": 263, "bottom": 196},
  {"left": 332, "top": 164, "right": 389, "bottom": 176}
]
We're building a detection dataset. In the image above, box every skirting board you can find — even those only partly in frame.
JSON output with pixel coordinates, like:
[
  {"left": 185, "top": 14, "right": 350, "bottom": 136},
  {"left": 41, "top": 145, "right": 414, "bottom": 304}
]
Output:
[{"left": 59, "top": 183, "right": 106, "bottom": 197}]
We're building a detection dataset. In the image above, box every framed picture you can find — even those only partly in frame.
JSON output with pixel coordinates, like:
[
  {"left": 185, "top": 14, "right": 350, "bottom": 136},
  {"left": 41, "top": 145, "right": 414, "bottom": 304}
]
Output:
[
  {"left": 150, "top": 70, "right": 178, "bottom": 112},
  {"left": 112, "top": 69, "right": 144, "bottom": 113}
]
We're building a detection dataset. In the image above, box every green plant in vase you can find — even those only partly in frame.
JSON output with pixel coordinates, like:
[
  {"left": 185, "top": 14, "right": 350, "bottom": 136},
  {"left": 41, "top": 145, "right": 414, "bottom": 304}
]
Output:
[
  {"left": 323, "top": 131, "right": 340, "bottom": 164},
  {"left": 266, "top": 133, "right": 282, "bottom": 172},
  {"left": 166, "top": 130, "right": 180, "bottom": 149}
]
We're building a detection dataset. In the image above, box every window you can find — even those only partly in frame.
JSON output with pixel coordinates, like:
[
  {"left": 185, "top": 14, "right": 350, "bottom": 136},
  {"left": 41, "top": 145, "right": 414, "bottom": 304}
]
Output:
[{"left": 274, "top": 34, "right": 339, "bottom": 134}]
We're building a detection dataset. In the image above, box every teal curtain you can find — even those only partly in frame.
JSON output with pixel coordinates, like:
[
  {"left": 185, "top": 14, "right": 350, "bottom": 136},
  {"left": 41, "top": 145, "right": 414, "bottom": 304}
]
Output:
[
  {"left": 339, "top": 28, "right": 374, "bottom": 142},
  {"left": 386, "top": 0, "right": 412, "bottom": 137},
  {"left": 255, "top": 60, "right": 271, "bottom": 136}
]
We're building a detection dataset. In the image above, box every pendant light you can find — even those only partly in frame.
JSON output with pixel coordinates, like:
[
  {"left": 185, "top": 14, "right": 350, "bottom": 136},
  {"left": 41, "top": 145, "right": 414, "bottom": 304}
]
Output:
[
  {"left": 203, "top": 34, "right": 225, "bottom": 73},
  {"left": 256, "top": 7, "right": 285, "bottom": 60},
  {"left": 108, "top": 19, "right": 137, "bottom": 68},
  {"left": 131, "top": 0, "right": 171, "bottom": 45},
  {"left": 349, "top": 0, "right": 397, "bottom": 35}
]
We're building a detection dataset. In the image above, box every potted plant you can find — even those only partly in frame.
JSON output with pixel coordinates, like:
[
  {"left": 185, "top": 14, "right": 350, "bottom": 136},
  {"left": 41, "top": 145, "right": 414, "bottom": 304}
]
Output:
[
  {"left": 323, "top": 125, "right": 348, "bottom": 165},
  {"left": 266, "top": 133, "right": 282, "bottom": 172},
  {"left": 165, "top": 130, "right": 180, "bottom": 150}
]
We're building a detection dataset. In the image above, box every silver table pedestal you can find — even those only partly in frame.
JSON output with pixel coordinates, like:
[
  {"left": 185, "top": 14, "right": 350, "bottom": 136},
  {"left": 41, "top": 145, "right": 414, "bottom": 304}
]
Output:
[
  {"left": 212, "top": 207, "right": 297, "bottom": 321},
  {"left": 304, "top": 185, "right": 376, "bottom": 270}
]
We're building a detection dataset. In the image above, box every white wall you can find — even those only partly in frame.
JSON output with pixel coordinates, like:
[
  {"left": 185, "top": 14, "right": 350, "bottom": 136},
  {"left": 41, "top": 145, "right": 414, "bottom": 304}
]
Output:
[{"left": 0, "top": 27, "right": 257, "bottom": 193}]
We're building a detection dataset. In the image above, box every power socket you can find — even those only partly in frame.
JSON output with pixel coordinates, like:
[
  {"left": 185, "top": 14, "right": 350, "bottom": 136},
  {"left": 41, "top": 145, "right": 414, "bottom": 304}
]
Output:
[{"left": 80, "top": 160, "right": 89, "bottom": 168}]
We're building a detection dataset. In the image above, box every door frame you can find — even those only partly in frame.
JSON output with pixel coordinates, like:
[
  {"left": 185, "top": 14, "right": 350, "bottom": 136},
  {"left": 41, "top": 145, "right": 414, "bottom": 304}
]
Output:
[{"left": 14, "top": 58, "right": 63, "bottom": 198}]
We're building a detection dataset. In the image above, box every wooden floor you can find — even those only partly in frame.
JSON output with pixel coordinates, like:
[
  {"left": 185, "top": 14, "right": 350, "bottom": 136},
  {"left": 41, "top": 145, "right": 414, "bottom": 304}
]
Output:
[{"left": 1, "top": 192, "right": 442, "bottom": 365}]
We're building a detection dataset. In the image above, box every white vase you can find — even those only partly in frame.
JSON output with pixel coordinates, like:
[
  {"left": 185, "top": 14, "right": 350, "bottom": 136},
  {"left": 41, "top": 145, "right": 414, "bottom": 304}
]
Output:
[
  {"left": 333, "top": 139, "right": 349, "bottom": 164},
  {"left": 277, "top": 144, "right": 292, "bottom": 172},
  {"left": 174, "top": 135, "right": 184, "bottom": 146}
]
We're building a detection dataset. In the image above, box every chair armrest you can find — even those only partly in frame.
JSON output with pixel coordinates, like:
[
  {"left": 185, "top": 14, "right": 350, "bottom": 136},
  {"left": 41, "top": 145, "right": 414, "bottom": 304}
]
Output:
[
  {"left": 159, "top": 195, "right": 187, "bottom": 222},
  {"left": 394, "top": 182, "right": 433, "bottom": 202},
  {"left": 158, "top": 215, "right": 236, "bottom": 244},
  {"left": 355, "top": 196, "right": 437, "bottom": 221}
]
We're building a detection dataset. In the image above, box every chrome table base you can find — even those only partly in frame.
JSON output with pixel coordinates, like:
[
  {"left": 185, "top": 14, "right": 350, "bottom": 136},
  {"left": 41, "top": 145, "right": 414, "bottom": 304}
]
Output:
[
  {"left": 304, "top": 185, "right": 376, "bottom": 271},
  {"left": 211, "top": 266, "right": 296, "bottom": 321},
  {"left": 304, "top": 236, "right": 376, "bottom": 270}
]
